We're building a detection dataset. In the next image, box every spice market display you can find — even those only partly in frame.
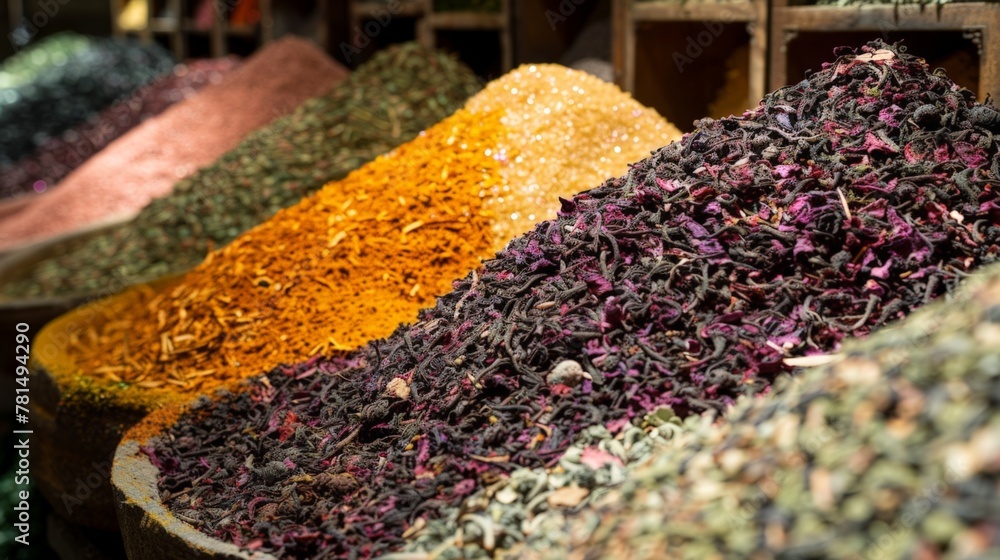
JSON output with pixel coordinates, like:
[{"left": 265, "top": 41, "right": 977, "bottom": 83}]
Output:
[
  {"left": 1, "top": 43, "right": 482, "bottom": 299},
  {"left": 5, "top": 7, "right": 1000, "bottom": 558},
  {"left": 0, "top": 37, "right": 348, "bottom": 251},
  {"left": 30, "top": 62, "right": 678, "bottom": 521},
  {"left": 34, "top": 62, "right": 677, "bottom": 405},
  {"left": 138, "top": 42, "right": 1000, "bottom": 559},
  {"left": 0, "top": 57, "right": 241, "bottom": 201},
  {"left": 0, "top": 35, "right": 174, "bottom": 166}
]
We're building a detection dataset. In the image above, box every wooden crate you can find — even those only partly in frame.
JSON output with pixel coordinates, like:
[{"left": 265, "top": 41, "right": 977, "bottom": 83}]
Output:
[
  {"left": 612, "top": 0, "right": 768, "bottom": 128},
  {"left": 770, "top": 0, "right": 1000, "bottom": 101}
]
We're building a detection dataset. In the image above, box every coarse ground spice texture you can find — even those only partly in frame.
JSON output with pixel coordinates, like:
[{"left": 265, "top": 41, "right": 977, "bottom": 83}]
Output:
[
  {"left": 4, "top": 43, "right": 479, "bottom": 298},
  {"left": 36, "top": 64, "right": 677, "bottom": 410},
  {"left": 519, "top": 264, "right": 1000, "bottom": 560},
  {"left": 147, "top": 43, "right": 1000, "bottom": 559},
  {"left": 0, "top": 37, "right": 346, "bottom": 250},
  {"left": 0, "top": 36, "right": 173, "bottom": 165},
  {"left": 0, "top": 57, "right": 241, "bottom": 201}
]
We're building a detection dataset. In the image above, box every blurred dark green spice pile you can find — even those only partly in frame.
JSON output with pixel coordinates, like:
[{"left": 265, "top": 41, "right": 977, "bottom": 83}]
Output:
[
  {"left": 148, "top": 41, "right": 1000, "bottom": 559},
  {"left": 0, "top": 36, "right": 173, "bottom": 165},
  {"left": 4, "top": 43, "right": 481, "bottom": 298},
  {"left": 525, "top": 262, "right": 1000, "bottom": 559}
]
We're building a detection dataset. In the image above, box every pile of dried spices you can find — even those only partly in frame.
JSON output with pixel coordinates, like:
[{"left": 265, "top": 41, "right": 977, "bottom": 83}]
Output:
[
  {"left": 0, "top": 36, "right": 173, "bottom": 166},
  {"left": 0, "top": 37, "right": 346, "bottom": 251},
  {"left": 519, "top": 262, "right": 1000, "bottom": 560},
  {"left": 405, "top": 411, "right": 683, "bottom": 559},
  {"left": 146, "top": 42, "right": 1000, "bottom": 559},
  {"left": 3, "top": 43, "right": 479, "bottom": 298},
  {"left": 0, "top": 32, "right": 90, "bottom": 89},
  {"left": 0, "top": 57, "right": 241, "bottom": 201},
  {"left": 35, "top": 63, "right": 676, "bottom": 411}
]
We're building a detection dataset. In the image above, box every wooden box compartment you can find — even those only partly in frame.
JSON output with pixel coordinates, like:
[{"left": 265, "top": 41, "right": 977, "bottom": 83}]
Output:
[
  {"left": 770, "top": 1, "right": 1000, "bottom": 101},
  {"left": 614, "top": 0, "right": 768, "bottom": 131}
]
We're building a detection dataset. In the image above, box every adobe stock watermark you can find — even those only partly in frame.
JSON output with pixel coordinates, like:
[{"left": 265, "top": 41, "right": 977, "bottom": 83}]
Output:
[
  {"left": 8, "top": 0, "right": 72, "bottom": 51},
  {"left": 25, "top": 269, "right": 134, "bottom": 519},
  {"left": 545, "top": 0, "right": 588, "bottom": 31},
  {"left": 59, "top": 451, "right": 116, "bottom": 516},
  {"left": 672, "top": 1, "right": 754, "bottom": 75},
  {"left": 341, "top": 0, "right": 422, "bottom": 64},
  {"left": 673, "top": 20, "right": 729, "bottom": 73}
]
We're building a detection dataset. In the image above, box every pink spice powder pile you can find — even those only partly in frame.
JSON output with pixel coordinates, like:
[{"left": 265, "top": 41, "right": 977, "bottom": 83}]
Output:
[{"left": 0, "top": 37, "right": 348, "bottom": 250}]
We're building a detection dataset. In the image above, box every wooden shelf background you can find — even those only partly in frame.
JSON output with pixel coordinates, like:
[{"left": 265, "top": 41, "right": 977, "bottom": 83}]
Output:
[
  {"left": 100, "top": 0, "right": 1000, "bottom": 119},
  {"left": 110, "top": 0, "right": 324, "bottom": 59},
  {"left": 613, "top": 0, "right": 768, "bottom": 128},
  {"left": 349, "top": 0, "right": 511, "bottom": 72}
]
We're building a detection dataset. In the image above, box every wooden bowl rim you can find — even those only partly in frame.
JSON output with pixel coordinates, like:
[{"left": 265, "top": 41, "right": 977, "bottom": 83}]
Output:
[
  {"left": 0, "top": 213, "right": 138, "bottom": 310},
  {"left": 114, "top": 433, "right": 278, "bottom": 560}
]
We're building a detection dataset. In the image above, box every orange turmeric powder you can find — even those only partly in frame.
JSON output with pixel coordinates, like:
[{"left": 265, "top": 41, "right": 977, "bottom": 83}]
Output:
[{"left": 35, "top": 64, "right": 681, "bottom": 409}]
